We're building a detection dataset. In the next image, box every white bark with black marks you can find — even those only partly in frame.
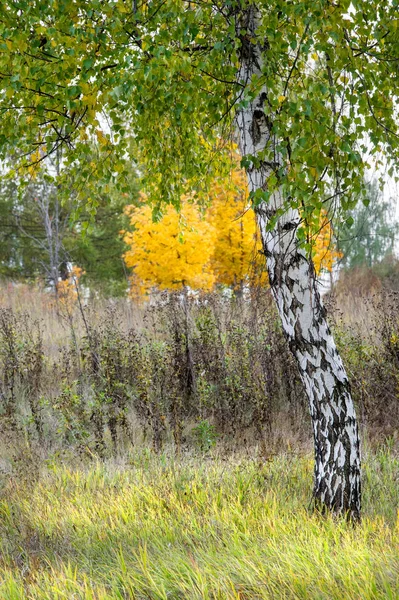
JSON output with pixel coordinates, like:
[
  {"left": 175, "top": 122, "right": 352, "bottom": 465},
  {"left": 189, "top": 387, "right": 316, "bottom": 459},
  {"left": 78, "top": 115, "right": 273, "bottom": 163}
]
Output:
[{"left": 236, "top": 5, "right": 361, "bottom": 519}]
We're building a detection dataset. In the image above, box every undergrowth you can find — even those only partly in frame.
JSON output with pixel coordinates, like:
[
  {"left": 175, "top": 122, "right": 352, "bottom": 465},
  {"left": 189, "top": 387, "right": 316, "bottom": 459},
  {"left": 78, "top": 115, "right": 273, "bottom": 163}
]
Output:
[{"left": 1, "top": 284, "right": 399, "bottom": 458}]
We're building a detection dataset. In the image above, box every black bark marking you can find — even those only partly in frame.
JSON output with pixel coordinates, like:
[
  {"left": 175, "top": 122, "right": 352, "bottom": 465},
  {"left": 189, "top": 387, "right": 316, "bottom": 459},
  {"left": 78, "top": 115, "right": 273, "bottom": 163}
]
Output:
[{"left": 282, "top": 221, "right": 297, "bottom": 231}]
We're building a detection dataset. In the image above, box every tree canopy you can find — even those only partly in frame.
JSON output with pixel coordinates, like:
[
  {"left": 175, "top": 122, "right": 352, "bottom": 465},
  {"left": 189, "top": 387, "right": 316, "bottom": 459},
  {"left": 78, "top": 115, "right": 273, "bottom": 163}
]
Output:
[
  {"left": 0, "top": 174, "right": 136, "bottom": 295},
  {"left": 124, "top": 193, "right": 217, "bottom": 295},
  {"left": 1, "top": 0, "right": 399, "bottom": 240}
]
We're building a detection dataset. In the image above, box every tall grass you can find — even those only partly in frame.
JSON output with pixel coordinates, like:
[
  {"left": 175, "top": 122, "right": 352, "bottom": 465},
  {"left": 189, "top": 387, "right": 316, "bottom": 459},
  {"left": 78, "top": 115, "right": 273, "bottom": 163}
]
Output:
[
  {"left": 0, "top": 284, "right": 305, "bottom": 458},
  {"left": 0, "top": 450, "right": 399, "bottom": 599}
]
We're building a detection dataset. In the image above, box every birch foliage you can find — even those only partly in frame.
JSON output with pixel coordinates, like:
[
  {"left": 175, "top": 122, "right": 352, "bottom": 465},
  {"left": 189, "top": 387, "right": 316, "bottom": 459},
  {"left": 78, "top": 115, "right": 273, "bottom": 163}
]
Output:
[{"left": 1, "top": 0, "right": 399, "bottom": 237}]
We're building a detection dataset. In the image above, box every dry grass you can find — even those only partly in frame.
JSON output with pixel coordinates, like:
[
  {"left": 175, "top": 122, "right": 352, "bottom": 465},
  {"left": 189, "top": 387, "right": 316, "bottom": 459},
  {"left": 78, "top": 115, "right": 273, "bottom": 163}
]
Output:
[{"left": 0, "top": 282, "right": 145, "bottom": 356}]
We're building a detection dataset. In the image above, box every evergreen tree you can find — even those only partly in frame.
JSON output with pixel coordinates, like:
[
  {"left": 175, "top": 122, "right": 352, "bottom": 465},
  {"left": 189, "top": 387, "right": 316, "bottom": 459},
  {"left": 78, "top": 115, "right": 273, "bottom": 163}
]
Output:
[
  {"left": 0, "top": 178, "right": 136, "bottom": 296},
  {"left": 64, "top": 189, "right": 134, "bottom": 297},
  {"left": 337, "top": 182, "right": 398, "bottom": 269},
  {"left": 0, "top": 179, "right": 69, "bottom": 284}
]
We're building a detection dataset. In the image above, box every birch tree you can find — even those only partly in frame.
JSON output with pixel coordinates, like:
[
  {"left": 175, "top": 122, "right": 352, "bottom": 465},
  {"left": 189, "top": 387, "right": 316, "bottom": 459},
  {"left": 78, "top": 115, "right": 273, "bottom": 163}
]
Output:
[
  {"left": 2, "top": 0, "right": 399, "bottom": 519},
  {"left": 235, "top": 5, "right": 361, "bottom": 519}
]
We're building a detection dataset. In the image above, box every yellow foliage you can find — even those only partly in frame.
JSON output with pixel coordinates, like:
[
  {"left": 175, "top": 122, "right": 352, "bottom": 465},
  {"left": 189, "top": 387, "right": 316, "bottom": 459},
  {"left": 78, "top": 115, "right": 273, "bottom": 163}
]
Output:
[
  {"left": 207, "top": 165, "right": 267, "bottom": 290},
  {"left": 27, "top": 148, "right": 42, "bottom": 179},
  {"left": 123, "top": 197, "right": 216, "bottom": 296},
  {"left": 56, "top": 266, "right": 84, "bottom": 314},
  {"left": 312, "top": 211, "right": 342, "bottom": 275},
  {"left": 123, "top": 165, "right": 341, "bottom": 297},
  {"left": 95, "top": 129, "right": 108, "bottom": 146}
]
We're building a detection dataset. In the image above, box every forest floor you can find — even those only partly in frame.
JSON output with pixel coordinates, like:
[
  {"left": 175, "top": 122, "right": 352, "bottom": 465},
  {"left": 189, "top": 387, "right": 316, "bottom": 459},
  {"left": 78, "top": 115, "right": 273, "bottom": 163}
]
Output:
[{"left": 0, "top": 447, "right": 399, "bottom": 599}]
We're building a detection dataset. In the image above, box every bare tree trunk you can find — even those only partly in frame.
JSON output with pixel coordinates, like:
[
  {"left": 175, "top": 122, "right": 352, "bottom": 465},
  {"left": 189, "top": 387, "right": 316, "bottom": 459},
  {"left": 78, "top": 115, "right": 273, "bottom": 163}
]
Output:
[
  {"left": 236, "top": 5, "right": 361, "bottom": 519},
  {"left": 16, "top": 180, "right": 64, "bottom": 299}
]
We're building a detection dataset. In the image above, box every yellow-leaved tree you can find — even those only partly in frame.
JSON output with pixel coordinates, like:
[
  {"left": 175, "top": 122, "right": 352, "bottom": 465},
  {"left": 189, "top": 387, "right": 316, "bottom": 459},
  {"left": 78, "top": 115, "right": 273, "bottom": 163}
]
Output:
[
  {"left": 312, "top": 210, "right": 343, "bottom": 275},
  {"left": 123, "top": 170, "right": 341, "bottom": 298},
  {"left": 123, "top": 194, "right": 216, "bottom": 298},
  {"left": 207, "top": 165, "right": 267, "bottom": 292}
]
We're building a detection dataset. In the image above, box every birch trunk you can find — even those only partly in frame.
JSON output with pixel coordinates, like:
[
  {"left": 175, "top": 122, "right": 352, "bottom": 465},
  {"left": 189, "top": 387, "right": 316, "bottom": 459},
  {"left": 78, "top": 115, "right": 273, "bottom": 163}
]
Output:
[{"left": 236, "top": 6, "right": 361, "bottom": 520}]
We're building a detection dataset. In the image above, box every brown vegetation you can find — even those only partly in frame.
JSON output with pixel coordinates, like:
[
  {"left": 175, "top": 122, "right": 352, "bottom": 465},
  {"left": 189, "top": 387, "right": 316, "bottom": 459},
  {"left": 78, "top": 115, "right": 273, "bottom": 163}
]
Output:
[{"left": 0, "top": 277, "right": 398, "bottom": 473}]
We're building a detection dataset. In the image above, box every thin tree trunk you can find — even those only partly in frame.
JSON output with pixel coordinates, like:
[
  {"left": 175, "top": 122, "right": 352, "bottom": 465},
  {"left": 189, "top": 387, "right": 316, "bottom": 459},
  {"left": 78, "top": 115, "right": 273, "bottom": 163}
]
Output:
[{"left": 236, "top": 5, "right": 361, "bottom": 519}]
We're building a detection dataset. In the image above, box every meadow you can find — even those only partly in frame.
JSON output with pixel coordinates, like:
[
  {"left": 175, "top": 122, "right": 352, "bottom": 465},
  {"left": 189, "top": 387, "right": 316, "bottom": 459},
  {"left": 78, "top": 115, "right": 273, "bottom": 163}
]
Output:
[
  {"left": 1, "top": 449, "right": 399, "bottom": 599},
  {"left": 0, "top": 282, "right": 398, "bottom": 599}
]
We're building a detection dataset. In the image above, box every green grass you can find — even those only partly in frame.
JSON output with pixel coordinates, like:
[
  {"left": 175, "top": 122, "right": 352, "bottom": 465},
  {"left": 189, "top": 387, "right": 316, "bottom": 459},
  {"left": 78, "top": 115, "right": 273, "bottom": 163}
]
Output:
[{"left": 0, "top": 448, "right": 399, "bottom": 599}]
